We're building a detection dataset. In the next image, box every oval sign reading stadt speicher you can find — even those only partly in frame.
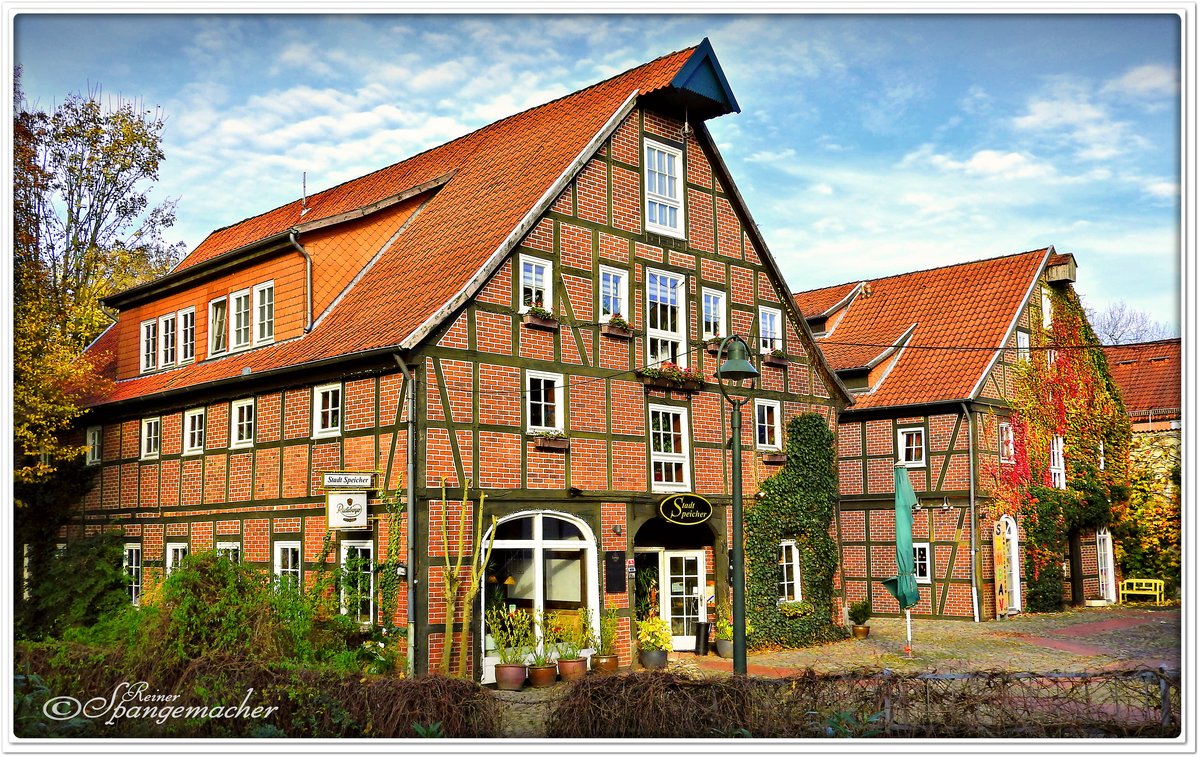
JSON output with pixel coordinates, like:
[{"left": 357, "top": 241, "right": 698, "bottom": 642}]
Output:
[{"left": 658, "top": 493, "right": 713, "bottom": 526}]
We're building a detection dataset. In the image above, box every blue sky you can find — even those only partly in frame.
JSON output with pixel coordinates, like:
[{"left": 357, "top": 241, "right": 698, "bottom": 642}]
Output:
[{"left": 13, "top": 13, "right": 1182, "bottom": 332}]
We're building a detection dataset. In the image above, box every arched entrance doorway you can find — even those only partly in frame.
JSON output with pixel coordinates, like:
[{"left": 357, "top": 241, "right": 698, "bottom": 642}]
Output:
[{"left": 633, "top": 516, "right": 718, "bottom": 650}]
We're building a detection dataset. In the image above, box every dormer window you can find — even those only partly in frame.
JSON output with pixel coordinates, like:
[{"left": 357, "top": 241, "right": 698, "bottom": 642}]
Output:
[
  {"left": 159, "top": 313, "right": 177, "bottom": 367},
  {"left": 231, "top": 289, "right": 252, "bottom": 350},
  {"left": 644, "top": 139, "right": 683, "bottom": 238},
  {"left": 140, "top": 320, "right": 158, "bottom": 373},
  {"left": 209, "top": 298, "right": 228, "bottom": 356},
  {"left": 254, "top": 282, "right": 275, "bottom": 345}
]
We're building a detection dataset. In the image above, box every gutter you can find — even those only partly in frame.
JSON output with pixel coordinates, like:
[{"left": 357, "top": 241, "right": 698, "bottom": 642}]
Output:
[
  {"left": 288, "top": 231, "right": 314, "bottom": 332},
  {"left": 962, "top": 401, "right": 980, "bottom": 623},
  {"left": 392, "top": 354, "right": 418, "bottom": 678}
]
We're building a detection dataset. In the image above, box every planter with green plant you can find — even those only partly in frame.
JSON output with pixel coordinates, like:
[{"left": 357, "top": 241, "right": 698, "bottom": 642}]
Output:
[
  {"left": 544, "top": 610, "right": 588, "bottom": 682},
  {"left": 600, "top": 314, "right": 632, "bottom": 339},
  {"left": 591, "top": 603, "right": 620, "bottom": 674},
  {"left": 486, "top": 607, "right": 534, "bottom": 690},
  {"left": 634, "top": 362, "right": 704, "bottom": 392},
  {"left": 764, "top": 348, "right": 789, "bottom": 367},
  {"left": 713, "top": 604, "right": 734, "bottom": 658},
  {"left": 530, "top": 430, "right": 570, "bottom": 452},
  {"left": 522, "top": 305, "right": 559, "bottom": 331},
  {"left": 636, "top": 616, "right": 672, "bottom": 669},
  {"left": 848, "top": 600, "right": 871, "bottom": 639}
]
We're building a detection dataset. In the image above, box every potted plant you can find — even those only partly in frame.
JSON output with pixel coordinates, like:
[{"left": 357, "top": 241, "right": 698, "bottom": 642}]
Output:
[
  {"left": 486, "top": 607, "right": 533, "bottom": 691},
  {"left": 600, "top": 314, "right": 632, "bottom": 340},
  {"left": 522, "top": 305, "right": 559, "bottom": 331},
  {"left": 544, "top": 611, "right": 588, "bottom": 682},
  {"left": 635, "top": 361, "right": 705, "bottom": 392},
  {"left": 848, "top": 600, "right": 872, "bottom": 639},
  {"left": 712, "top": 600, "right": 733, "bottom": 658},
  {"left": 591, "top": 603, "right": 620, "bottom": 674},
  {"left": 636, "top": 616, "right": 672, "bottom": 669},
  {"left": 704, "top": 337, "right": 723, "bottom": 356},
  {"left": 531, "top": 430, "right": 570, "bottom": 452},
  {"left": 764, "top": 348, "right": 789, "bottom": 367}
]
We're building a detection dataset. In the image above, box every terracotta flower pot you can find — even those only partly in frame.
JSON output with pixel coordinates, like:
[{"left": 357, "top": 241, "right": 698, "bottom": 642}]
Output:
[
  {"left": 557, "top": 657, "right": 587, "bottom": 682},
  {"left": 714, "top": 639, "right": 733, "bottom": 658},
  {"left": 494, "top": 663, "right": 527, "bottom": 691},
  {"left": 527, "top": 663, "right": 558, "bottom": 687},
  {"left": 852, "top": 624, "right": 870, "bottom": 639},
  {"left": 639, "top": 649, "right": 669, "bottom": 669},
  {"left": 591, "top": 654, "right": 619, "bottom": 674}
]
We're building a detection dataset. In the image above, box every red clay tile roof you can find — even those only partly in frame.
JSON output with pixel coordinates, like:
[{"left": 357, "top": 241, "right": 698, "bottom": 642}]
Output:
[
  {"left": 87, "top": 46, "right": 698, "bottom": 406},
  {"left": 794, "top": 249, "right": 1051, "bottom": 409},
  {"left": 1103, "top": 338, "right": 1181, "bottom": 418},
  {"left": 793, "top": 281, "right": 859, "bottom": 319}
]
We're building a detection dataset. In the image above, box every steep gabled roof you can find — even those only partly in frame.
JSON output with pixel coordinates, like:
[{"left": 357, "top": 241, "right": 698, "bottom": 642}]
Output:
[
  {"left": 794, "top": 249, "right": 1051, "bottom": 410},
  {"left": 1103, "top": 338, "right": 1181, "bottom": 419},
  {"left": 86, "top": 44, "right": 718, "bottom": 406}
]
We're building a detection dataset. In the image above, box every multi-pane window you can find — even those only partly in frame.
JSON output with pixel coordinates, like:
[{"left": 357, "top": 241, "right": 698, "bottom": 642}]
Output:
[
  {"left": 141, "top": 417, "right": 161, "bottom": 460},
  {"left": 217, "top": 542, "right": 241, "bottom": 563},
  {"left": 159, "top": 314, "right": 177, "bottom": 367},
  {"left": 313, "top": 384, "right": 342, "bottom": 438},
  {"left": 183, "top": 408, "right": 206, "bottom": 454},
  {"left": 647, "top": 269, "right": 685, "bottom": 367},
  {"left": 1016, "top": 331, "right": 1030, "bottom": 362},
  {"left": 165, "top": 543, "right": 189, "bottom": 577},
  {"left": 999, "top": 422, "right": 1015, "bottom": 463},
  {"left": 1050, "top": 435, "right": 1066, "bottom": 489},
  {"left": 274, "top": 542, "right": 302, "bottom": 591},
  {"left": 649, "top": 405, "right": 690, "bottom": 492},
  {"left": 599, "top": 266, "right": 627, "bottom": 320},
  {"left": 755, "top": 399, "right": 781, "bottom": 451},
  {"left": 702, "top": 289, "right": 726, "bottom": 341},
  {"left": 180, "top": 308, "right": 195, "bottom": 362},
  {"left": 85, "top": 426, "right": 102, "bottom": 466},
  {"left": 124, "top": 544, "right": 143, "bottom": 605},
  {"left": 209, "top": 298, "right": 228, "bottom": 355},
  {"left": 1042, "top": 289, "right": 1053, "bottom": 330},
  {"left": 231, "top": 289, "right": 252, "bottom": 349},
  {"left": 759, "top": 306, "right": 782, "bottom": 353},
  {"left": 644, "top": 139, "right": 683, "bottom": 237},
  {"left": 255, "top": 282, "right": 275, "bottom": 344},
  {"left": 341, "top": 541, "right": 375, "bottom": 625},
  {"left": 913, "top": 543, "right": 931, "bottom": 584},
  {"left": 141, "top": 320, "right": 158, "bottom": 373},
  {"left": 231, "top": 398, "right": 255, "bottom": 448},
  {"left": 778, "top": 540, "right": 803, "bottom": 602},
  {"left": 520, "top": 256, "right": 551, "bottom": 312},
  {"left": 526, "top": 371, "right": 563, "bottom": 432},
  {"left": 899, "top": 427, "right": 925, "bottom": 467}
]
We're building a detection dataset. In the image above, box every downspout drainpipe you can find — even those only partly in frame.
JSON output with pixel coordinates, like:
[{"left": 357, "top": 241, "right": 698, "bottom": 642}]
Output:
[
  {"left": 288, "top": 231, "right": 313, "bottom": 332},
  {"left": 394, "top": 354, "right": 418, "bottom": 677},
  {"left": 962, "top": 402, "right": 980, "bottom": 622}
]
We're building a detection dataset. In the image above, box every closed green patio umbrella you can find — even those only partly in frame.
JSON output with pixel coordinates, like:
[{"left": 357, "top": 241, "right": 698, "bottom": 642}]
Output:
[{"left": 882, "top": 463, "right": 920, "bottom": 654}]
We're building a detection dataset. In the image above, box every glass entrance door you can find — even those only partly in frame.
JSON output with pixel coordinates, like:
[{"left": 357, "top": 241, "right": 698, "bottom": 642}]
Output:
[{"left": 662, "top": 550, "right": 705, "bottom": 650}]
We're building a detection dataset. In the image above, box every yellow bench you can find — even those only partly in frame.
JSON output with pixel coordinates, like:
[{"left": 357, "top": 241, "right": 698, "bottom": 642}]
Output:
[{"left": 1119, "top": 578, "right": 1165, "bottom": 604}]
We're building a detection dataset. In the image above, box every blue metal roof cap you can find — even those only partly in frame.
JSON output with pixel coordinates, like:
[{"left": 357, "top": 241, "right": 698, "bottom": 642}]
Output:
[{"left": 669, "top": 37, "right": 741, "bottom": 115}]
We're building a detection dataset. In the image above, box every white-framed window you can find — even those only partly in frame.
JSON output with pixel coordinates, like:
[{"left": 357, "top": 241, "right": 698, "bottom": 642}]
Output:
[
  {"left": 140, "top": 320, "right": 158, "bottom": 373},
  {"left": 209, "top": 298, "right": 228, "bottom": 356},
  {"left": 179, "top": 308, "right": 195, "bottom": 363},
  {"left": 231, "top": 289, "right": 252, "bottom": 350},
  {"left": 1098, "top": 440, "right": 1106, "bottom": 471},
  {"left": 216, "top": 542, "right": 241, "bottom": 563},
  {"left": 274, "top": 541, "right": 302, "bottom": 591},
  {"left": 231, "top": 398, "right": 255, "bottom": 448},
  {"left": 165, "top": 543, "right": 189, "bottom": 577},
  {"left": 254, "top": 281, "right": 275, "bottom": 345},
  {"left": 913, "top": 542, "right": 932, "bottom": 584},
  {"left": 778, "top": 539, "right": 802, "bottom": 602},
  {"left": 759, "top": 306, "right": 782, "bottom": 354},
  {"left": 702, "top": 288, "right": 726, "bottom": 341},
  {"left": 1016, "top": 330, "right": 1030, "bottom": 362},
  {"left": 898, "top": 427, "right": 925, "bottom": 467},
  {"left": 1047, "top": 347, "right": 1058, "bottom": 367},
  {"left": 140, "top": 417, "right": 161, "bottom": 460},
  {"left": 158, "top": 313, "right": 177, "bottom": 367},
  {"left": 649, "top": 404, "right": 690, "bottom": 492},
  {"left": 124, "top": 544, "right": 143, "bottom": 605},
  {"left": 644, "top": 138, "right": 683, "bottom": 237},
  {"left": 598, "top": 265, "right": 627, "bottom": 320},
  {"left": 646, "top": 268, "right": 686, "bottom": 367},
  {"left": 85, "top": 425, "right": 102, "bottom": 466},
  {"left": 1042, "top": 288, "right": 1053, "bottom": 330},
  {"left": 999, "top": 422, "right": 1015, "bottom": 463},
  {"left": 313, "top": 383, "right": 342, "bottom": 438},
  {"left": 519, "top": 255, "right": 552, "bottom": 313},
  {"left": 341, "top": 540, "right": 375, "bottom": 625},
  {"left": 526, "top": 371, "right": 564, "bottom": 433},
  {"left": 1050, "top": 435, "right": 1066, "bottom": 489},
  {"left": 755, "top": 399, "right": 782, "bottom": 451},
  {"left": 183, "top": 408, "right": 206, "bottom": 454}
]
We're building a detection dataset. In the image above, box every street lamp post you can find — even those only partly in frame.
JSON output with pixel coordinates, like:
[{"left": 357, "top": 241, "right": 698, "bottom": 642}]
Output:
[{"left": 714, "top": 335, "right": 759, "bottom": 676}]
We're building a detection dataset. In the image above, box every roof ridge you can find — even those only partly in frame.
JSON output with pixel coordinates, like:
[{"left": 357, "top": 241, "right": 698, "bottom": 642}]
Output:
[
  {"left": 194, "top": 44, "right": 698, "bottom": 242},
  {"left": 1103, "top": 337, "right": 1181, "bottom": 349},
  {"left": 793, "top": 247, "right": 1050, "bottom": 296}
]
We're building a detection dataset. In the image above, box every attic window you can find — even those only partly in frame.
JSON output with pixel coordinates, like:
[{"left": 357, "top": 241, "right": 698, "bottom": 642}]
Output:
[
  {"left": 140, "top": 320, "right": 158, "bottom": 373},
  {"left": 644, "top": 139, "right": 683, "bottom": 238},
  {"left": 520, "top": 255, "right": 552, "bottom": 313}
]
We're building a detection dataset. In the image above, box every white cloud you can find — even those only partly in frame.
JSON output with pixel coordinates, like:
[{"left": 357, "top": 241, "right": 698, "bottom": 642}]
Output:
[
  {"left": 810, "top": 183, "right": 834, "bottom": 195},
  {"left": 1143, "top": 180, "right": 1179, "bottom": 198},
  {"left": 1011, "top": 77, "right": 1140, "bottom": 161},
  {"left": 1102, "top": 64, "right": 1178, "bottom": 99},
  {"left": 900, "top": 145, "right": 1054, "bottom": 180},
  {"left": 276, "top": 43, "right": 334, "bottom": 78}
]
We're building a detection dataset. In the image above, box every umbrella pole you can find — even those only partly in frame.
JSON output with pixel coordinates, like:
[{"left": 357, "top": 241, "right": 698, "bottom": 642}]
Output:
[{"left": 905, "top": 609, "right": 913, "bottom": 656}]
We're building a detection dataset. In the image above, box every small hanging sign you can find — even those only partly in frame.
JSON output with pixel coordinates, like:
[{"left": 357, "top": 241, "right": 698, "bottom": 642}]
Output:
[
  {"left": 328, "top": 490, "right": 368, "bottom": 529},
  {"left": 323, "top": 471, "right": 375, "bottom": 489},
  {"left": 658, "top": 493, "right": 713, "bottom": 526}
]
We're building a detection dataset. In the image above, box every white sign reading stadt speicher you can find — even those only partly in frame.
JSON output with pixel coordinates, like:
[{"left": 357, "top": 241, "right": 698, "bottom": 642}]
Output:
[{"left": 322, "top": 472, "right": 374, "bottom": 489}]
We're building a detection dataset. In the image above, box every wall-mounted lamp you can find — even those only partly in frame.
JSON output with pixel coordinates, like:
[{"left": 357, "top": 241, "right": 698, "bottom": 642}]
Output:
[
  {"left": 568, "top": 486, "right": 583, "bottom": 497},
  {"left": 612, "top": 524, "right": 623, "bottom": 535},
  {"left": 941, "top": 497, "right": 952, "bottom": 511},
  {"left": 912, "top": 500, "right": 923, "bottom": 512}
]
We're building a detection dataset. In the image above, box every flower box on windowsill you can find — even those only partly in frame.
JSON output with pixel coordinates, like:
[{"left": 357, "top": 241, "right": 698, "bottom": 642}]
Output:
[
  {"left": 639, "top": 376, "right": 703, "bottom": 393},
  {"left": 761, "top": 452, "right": 787, "bottom": 465},
  {"left": 522, "top": 313, "right": 559, "bottom": 331},
  {"left": 763, "top": 353, "right": 789, "bottom": 367},
  {"left": 600, "top": 324, "right": 633, "bottom": 340},
  {"left": 532, "top": 436, "right": 571, "bottom": 452}
]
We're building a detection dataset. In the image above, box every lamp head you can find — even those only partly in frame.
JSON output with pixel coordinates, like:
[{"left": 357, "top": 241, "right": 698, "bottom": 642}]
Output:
[{"left": 715, "top": 336, "right": 759, "bottom": 383}]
